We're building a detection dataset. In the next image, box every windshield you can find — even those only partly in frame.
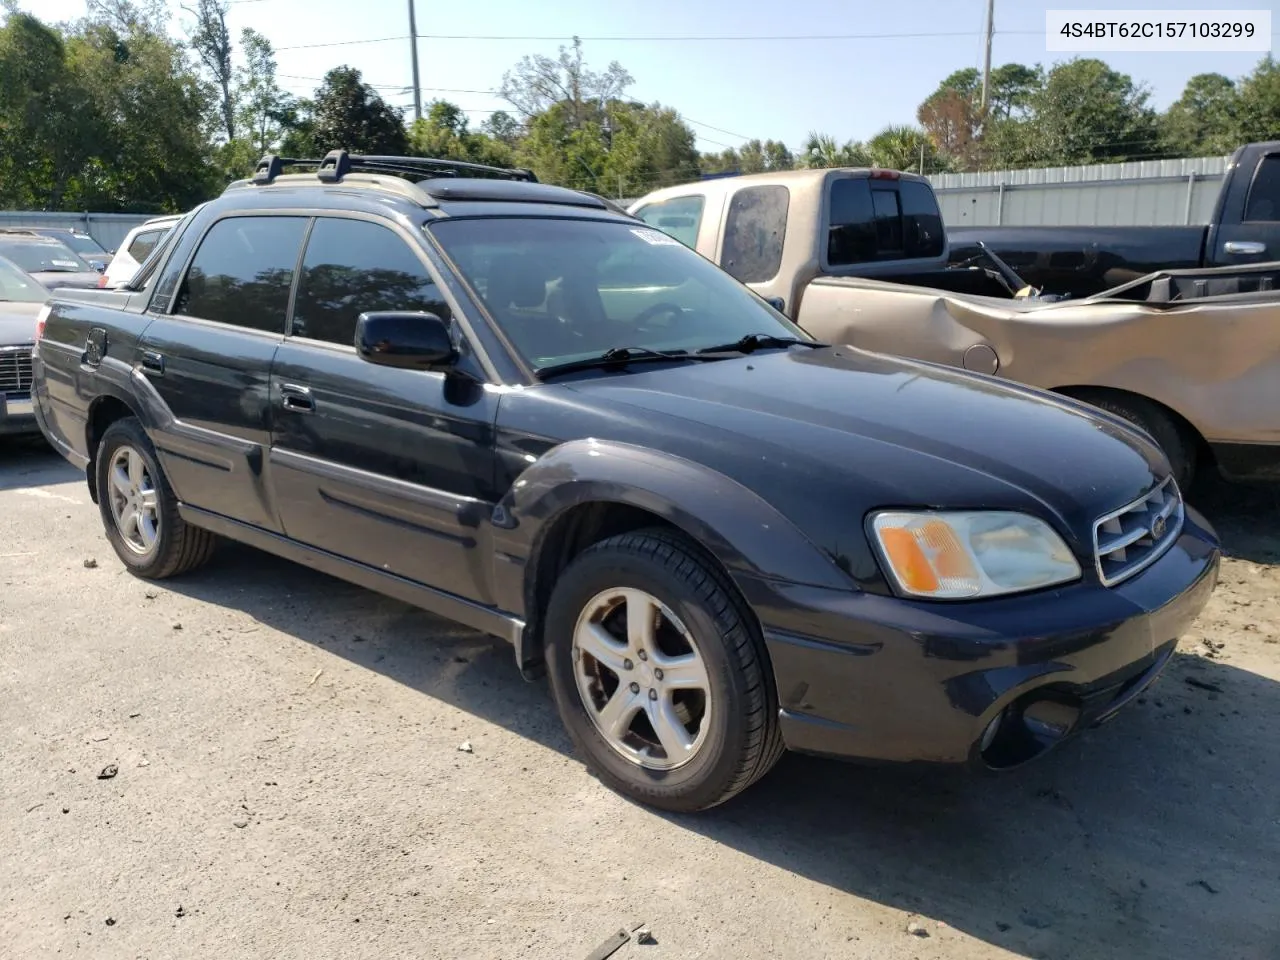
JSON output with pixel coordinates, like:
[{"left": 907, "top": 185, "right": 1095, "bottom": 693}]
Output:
[
  {"left": 0, "top": 240, "right": 91, "bottom": 274},
  {"left": 41, "top": 231, "right": 106, "bottom": 256},
  {"left": 429, "top": 217, "right": 807, "bottom": 371},
  {"left": 0, "top": 256, "right": 50, "bottom": 302}
]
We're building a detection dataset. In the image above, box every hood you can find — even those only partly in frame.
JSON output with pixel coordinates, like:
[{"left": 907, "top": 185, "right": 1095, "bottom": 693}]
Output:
[
  {"left": 561, "top": 346, "right": 1167, "bottom": 583},
  {"left": 0, "top": 301, "right": 44, "bottom": 346},
  {"left": 31, "top": 270, "right": 101, "bottom": 290}
]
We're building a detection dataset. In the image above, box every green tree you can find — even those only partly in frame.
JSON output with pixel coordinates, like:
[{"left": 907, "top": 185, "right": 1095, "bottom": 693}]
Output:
[
  {"left": 235, "top": 28, "right": 291, "bottom": 156},
  {"left": 66, "top": 16, "right": 216, "bottom": 210},
  {"left": 0, "top": 13, "right": 102, "bottom": 208},
  {"left": 408, "top": 99, "right": 513, "bottom": 167},
  {"left": 481, "top": 110, "right": 521, "bottom": 146},
  {"left": 1161, "top": 73, "right": 1239, "bottom": 156},
  {"left": 183, "top": 0, "right": 234, "bottom": 141},
  {"left": 1237, "top": 55, "right": 1280, "bottom": 147},
  {"left": 866, "top": 124, "right": 943, "bottom": 172},
  {"left": 736, "top": 139, "right": 794, "bottom": 174},
  {"left": 1023, "top": 58, "right": 1159, "bottom": 165},
  {"left": 799, "top": 133, "right": 872, "bottom": 169},
  {"left": 309, "top": 66, "right": 407, "bottom": 154},
  {"left": 499, "top": 36, "right": 632, "bottom": 132}
]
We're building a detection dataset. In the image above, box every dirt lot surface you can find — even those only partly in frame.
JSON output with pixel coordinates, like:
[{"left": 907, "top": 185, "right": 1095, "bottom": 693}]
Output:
[{"left": 1, "top": 440, "right": 1278, "bottom": 960}]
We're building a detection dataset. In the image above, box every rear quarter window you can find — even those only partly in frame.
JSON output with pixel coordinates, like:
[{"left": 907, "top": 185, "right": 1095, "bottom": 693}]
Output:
[
  {"left": 634, "top": 195, "right": 705, "bottom": 249},
  {"left": 721, "top": 185, "right": 789, "bottom": 284},
  {"left": 828, "top": 178, "right": 944, "bottom": 265}
]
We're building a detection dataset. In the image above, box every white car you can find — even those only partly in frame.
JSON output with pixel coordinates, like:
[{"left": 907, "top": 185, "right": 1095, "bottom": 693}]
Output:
[{"left": 99, "top": 215, "right": 182, "bottom": 288}]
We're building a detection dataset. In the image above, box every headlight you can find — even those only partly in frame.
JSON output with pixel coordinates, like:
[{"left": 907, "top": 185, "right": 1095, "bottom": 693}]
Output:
[{"left": 869, "top": 510, "right": 1081, "bottom": 600}]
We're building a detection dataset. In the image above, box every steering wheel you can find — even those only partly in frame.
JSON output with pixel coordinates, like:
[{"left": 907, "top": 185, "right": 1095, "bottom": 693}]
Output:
[{"left": 631, "top": 302, "right": 685, "bottom": 326}]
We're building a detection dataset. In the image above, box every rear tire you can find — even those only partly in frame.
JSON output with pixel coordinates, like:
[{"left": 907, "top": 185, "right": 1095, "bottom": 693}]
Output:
[
  {"left": 1073, "top": 392, "right": 1196, "bottom": 489},
  {"left": 544, "top": 527, "right": 784, "bottom": 813},
  {"left": 94, "top": 417, "right": 217, "bottom": 579}
]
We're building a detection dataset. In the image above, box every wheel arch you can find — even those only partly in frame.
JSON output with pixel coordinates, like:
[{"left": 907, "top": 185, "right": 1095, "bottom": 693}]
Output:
[
  {"left": 84, "top": 391, "right": 145, "bottom": 503},
  {"left": 492, "top": 439, "right": 853, "bottom": 674}
]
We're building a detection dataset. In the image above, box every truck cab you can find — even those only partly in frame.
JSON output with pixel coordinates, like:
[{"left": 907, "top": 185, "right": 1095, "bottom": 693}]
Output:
[{"left": 628, "top": 168, "right": 956, "bottom": 317}]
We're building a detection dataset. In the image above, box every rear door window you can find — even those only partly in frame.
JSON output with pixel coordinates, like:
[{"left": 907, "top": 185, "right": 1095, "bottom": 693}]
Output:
[
  {"left": 634, "top": 195, "right": 705, "bottom": 248},
  {"left": 721, "top": 185, "right": 789, "bottom": 284},
  {"left": 828, "top": 178, "right": 944, "bottom": 265},
  {"left": 1244, "top": 154, "right": 1280, "bottom": 221},
  {"left": 174, "top": 216, "right": 307, "bottom": 333}
]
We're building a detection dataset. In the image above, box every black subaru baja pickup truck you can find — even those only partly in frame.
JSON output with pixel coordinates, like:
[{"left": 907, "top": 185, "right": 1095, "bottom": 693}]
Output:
[{"left": 31, "top": 151, "right": 1220, "bottom": 812}]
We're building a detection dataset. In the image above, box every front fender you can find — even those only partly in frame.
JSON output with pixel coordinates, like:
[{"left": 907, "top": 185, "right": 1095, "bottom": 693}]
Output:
[{"left": 488, "top": 439, "right": 856, "bottom": 631}]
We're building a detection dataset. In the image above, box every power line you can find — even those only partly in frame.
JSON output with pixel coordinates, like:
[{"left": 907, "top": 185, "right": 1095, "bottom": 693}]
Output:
[{"left": 277, "top": 29, "right": 1040, "bottom": 51}]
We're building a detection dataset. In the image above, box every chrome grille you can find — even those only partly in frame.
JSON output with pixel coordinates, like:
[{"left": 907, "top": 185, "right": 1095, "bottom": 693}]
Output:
[
  {"left": 0, "top": 343, "right": 33, "bottom": 394},
  {"left": 1092, "top": 477, "right": 1183, "bottom": 587}
]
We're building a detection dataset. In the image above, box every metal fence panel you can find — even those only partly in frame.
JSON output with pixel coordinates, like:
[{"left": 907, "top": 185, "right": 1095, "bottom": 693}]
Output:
[
  {"left": 930, "top": 155, "right": 1230, "bottom": 227},
  {"left": 0, "top": 211, "right": 158, "bottom": 252}
]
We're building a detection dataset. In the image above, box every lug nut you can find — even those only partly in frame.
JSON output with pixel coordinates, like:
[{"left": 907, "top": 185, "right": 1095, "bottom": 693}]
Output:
[
  {"left": 654, "top": 669, "right": 664, "bottom": 681},
  {"left": 637, "top": 650, "right": 648, "bottom": 661},
  {"left": 648, "top": 688, "right": 658, "bottom": 701},
  {"left": 623, "top": 659, "right": 634, "bottom": 670},
  {"left": 629, "top": 682, "right": 640, "bottom": 694}
]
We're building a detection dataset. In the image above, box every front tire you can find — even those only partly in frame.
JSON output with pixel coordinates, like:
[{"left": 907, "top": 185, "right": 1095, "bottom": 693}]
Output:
[
  {"left": 94, "top": 417, "right": 217, "bottom": 579},
  {"left": 544, "top": 528, "right": 784, "bottom": 812},
  {"left": 1073, "top": 391, "right": 1196, "bottom": 489}
]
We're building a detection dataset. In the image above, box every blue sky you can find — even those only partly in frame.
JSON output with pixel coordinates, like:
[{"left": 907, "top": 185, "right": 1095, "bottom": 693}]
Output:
[{"left": 18, "top": 0, "right": 1277, "bottom": 152}]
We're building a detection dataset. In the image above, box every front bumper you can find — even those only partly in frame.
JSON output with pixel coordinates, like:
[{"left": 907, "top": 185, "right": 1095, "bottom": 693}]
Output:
[
  {"left": 0, "top": 392, "right": 38, "bottom": 436},
  {"left": 739, "top": 506, "right": 1221, "bottom": 769}
]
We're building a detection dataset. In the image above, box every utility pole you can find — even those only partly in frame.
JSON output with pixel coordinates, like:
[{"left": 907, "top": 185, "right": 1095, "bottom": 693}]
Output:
[
  {"left": 980, "top": 0, "right": 994, "bottom": 115},
  {"left": 408, "top": 0, "right": 422, "bottom": 123}
]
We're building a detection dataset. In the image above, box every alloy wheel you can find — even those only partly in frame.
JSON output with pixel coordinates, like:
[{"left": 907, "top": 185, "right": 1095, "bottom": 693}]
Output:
[
  {"left": 572, "top": 588, "right": 712, "bottom": 770},
  {"left": 107, "top": 445, "right": 160, "bottom": 556}
]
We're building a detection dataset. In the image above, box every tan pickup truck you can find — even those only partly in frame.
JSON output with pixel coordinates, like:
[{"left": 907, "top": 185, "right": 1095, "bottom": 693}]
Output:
[{"left": 629, "top": 170, "right": 1280, "bottom": 488}]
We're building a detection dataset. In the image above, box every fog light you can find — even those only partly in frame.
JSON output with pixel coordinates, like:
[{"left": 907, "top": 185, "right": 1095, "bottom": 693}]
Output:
[{"left": 979, "top": 711, "right": 1004, "bottom": 752}]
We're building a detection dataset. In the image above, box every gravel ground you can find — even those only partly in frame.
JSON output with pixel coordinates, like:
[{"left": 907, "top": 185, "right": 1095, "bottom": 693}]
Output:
[{"left": 1, "top": 439, "right": 1278, "bottom": 960}]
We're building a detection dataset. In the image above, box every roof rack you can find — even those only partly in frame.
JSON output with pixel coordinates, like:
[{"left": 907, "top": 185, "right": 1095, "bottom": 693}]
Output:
[{"left": 252, "top": 149, "right": 538, "bottom": 186}]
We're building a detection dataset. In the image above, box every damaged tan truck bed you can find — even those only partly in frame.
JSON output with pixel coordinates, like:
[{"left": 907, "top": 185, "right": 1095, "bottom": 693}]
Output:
[{"left": 795, "top": 261, "right": 1280, "bottom": 487}]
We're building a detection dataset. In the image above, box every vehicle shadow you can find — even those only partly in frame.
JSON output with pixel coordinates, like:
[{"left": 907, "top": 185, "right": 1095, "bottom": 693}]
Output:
[
  {"left": 162, "top": 528, "right": 1279, "bottom": 960},
  {"left": 1188, "top": 472, "right": 1280, "bottom": 565},
  {"left": 0, "top": 438, "right": 81, "bottom": 493}
]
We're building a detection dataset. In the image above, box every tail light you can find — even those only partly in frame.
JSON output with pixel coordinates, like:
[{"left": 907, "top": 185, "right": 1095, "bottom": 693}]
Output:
[
  {"left": 97, "top": 272, "right": 109, "bottom": 288},
  {"left": 35, "top": 303, "right": 51, "bottom": 340},
  {"left": 869, "top": 168, "right": 901, "bottom": 180}
]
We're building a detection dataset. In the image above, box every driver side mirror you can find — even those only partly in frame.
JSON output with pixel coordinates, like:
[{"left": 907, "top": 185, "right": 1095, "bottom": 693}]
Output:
[{"left": 355, "top": 311, "right": 458, "bottom": 371}]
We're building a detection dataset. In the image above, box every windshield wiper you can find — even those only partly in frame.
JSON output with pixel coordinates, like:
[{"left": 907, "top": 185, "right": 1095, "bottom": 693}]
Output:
[
  {"left": 536, "top": 346, "right": 709, "bottom": 381},
  {"left": 695, "top": 333, "right": 827, "bottom": 355}
]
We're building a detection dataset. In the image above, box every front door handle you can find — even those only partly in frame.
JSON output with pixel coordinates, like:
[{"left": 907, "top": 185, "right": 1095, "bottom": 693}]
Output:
[
  {"left": 1223, "top": 240, "right": 1266, "bottom": 255},
  {"left": 280, "top": 383, "right": 315, "bottom": 413},
  {"left": 141, "top": 350, "right": 164, "bottom": 375}
]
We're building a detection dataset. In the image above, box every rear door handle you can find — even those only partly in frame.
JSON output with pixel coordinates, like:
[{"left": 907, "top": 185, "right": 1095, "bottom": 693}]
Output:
[
  {"left": 1223, "top": 240, "right": 1266, "bottom": 255},
  {"left": 280, "top": 382, "right": 315, "bottom": 412},
  {"left": 141, "top": 350, "right": 164, "bottom": 375}
]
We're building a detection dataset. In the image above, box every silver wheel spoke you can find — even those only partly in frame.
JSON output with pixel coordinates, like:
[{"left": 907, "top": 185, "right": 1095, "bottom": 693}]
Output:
[
  {"left": 127, "top": 449, "right": 144, "bottom": 487},
  {"left": 575, "top": 622, "right": 629, "bottom": 676},
  {"left": 648, "top": 697, "right": 694, "bottom": 757},
  {"left": 110, "top": 464, "right": 132, "bottom": 499},
  {"left": 655, "top": 653, "right": 708, "bottom": 692},
  {"left": 596, "top": 687, "right": 642, "bottom": 740},
  {"left": 120, "top": 510, "right": 140, "bottom": 540},
  {"left": 623, "top": 589, "right": 657, "bottom": 653},
  {"left": 138, "top": 512, "right": 158, "bottom": 548}
]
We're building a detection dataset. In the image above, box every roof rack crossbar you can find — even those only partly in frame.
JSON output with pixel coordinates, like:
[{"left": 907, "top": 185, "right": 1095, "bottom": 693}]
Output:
[{"left": 250, "top": 150, "right": 537, "bottom": 186}]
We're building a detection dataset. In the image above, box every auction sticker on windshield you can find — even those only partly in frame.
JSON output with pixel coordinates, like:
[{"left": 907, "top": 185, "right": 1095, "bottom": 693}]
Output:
[
  {"left": 630, "top": 228, "right": 682, "bottom": 247},
  {"left": 51, "top": 260, "right": 80, "bottom": 268}
]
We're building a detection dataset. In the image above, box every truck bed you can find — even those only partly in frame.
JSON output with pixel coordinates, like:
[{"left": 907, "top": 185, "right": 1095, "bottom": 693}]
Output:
[{"left": 947, "top": 225, "right": 1208, "bottom": 298}]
